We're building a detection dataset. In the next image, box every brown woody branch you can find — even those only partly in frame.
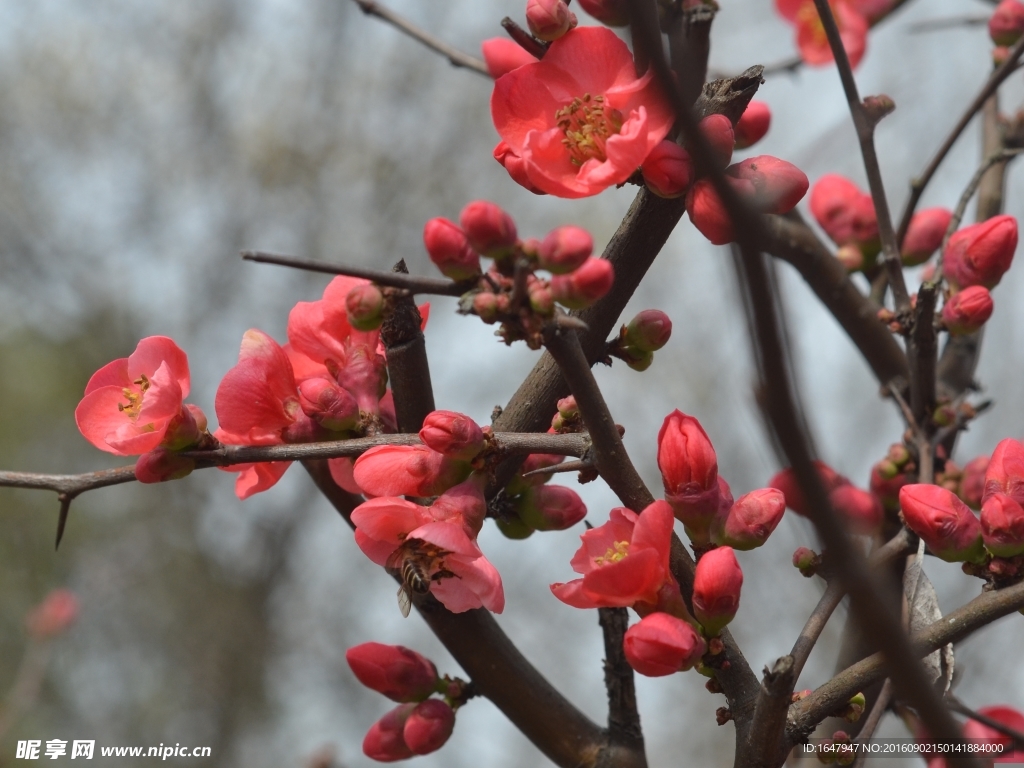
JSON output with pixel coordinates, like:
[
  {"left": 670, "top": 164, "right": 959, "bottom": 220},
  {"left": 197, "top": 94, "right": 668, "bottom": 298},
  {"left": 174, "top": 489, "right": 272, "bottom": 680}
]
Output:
[{"left": 599, "top": 608, "right": 645, "bottom": 757}]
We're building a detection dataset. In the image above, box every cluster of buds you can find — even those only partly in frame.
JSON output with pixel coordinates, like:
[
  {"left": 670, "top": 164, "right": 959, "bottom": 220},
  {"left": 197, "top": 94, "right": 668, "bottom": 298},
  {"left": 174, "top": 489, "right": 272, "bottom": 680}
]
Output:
[
  {"left": 347, "top": 643, "right": 470, "bottom": 761},
  {"left": 869, "top": 443, "right": 914, "bottom": 513},
  {"left": 425, "top": 202, "right": 613, "bottom": 349},
  {"left": 792, "top": 547, "right": 822, "bottom": 578},
  {"left": 814, "top": 730, "right": 856, "bottom": 766},
  {"left": 770, "top": 461, "right": 884, "bottom": 536},
  {"left": 604, "top": 310, "right": 673, "bottom": 371}
]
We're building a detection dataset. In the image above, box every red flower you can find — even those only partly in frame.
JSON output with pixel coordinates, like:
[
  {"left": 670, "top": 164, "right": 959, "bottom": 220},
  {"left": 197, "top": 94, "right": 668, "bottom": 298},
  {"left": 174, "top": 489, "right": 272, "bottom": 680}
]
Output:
[
  {"left": 491, "top": 27, "right": 674, "bottom": 198},
  {"left": 898, "top": 484, "right": 985, "bottom": 563},
  {"left": 692, "top": 546, "right": 743, "bottom": 635},
  {"left": 657, "top": 410, "right": 720, "bottom": 542},
  {"left": 551, "top": 500, "right": 675, "bottom": 609},
  {"left": 943, "top": 215, "right": 1018, "bottom": 290},
  {"left": 963, "top": 706, "right": 1024, "bottom": 763},
  {"left": 353, "top": 445, "right": 472, "bottom": 498},
  {"left": 623, "top": 612, "right": 706, "bottom": 676},
  {"left": 640, "top": 140, "right": 694, "bottom": 199},
  {"left": 346, "top": 643, "right": 439, "bottom": 703},
  {"left": 776, "top": 0, "right": 869, "bottom": 69},
  {"left": 75, "top": 336, "right": 192, "bottom": 456}
]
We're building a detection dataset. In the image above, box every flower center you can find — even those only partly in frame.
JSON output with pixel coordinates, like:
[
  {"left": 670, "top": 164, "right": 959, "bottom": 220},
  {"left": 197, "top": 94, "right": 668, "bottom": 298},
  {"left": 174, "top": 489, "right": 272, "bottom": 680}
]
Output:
[
  {"left": 555, "top": 94, "right": 623, "bottom": 166},
  {"left": 117, "top": 374, "right": 151, "bottom": 421},
  {"left": 595, "top": 540, "right": 630, "bottom": 566}
]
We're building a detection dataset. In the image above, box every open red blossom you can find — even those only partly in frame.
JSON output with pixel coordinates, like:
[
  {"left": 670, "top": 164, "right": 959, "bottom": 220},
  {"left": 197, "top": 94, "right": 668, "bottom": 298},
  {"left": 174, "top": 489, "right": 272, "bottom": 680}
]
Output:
[
  {"left": 75, "top": 336, "right": 192, "bottom": 456},
  {"left": 692, "top": 546, "right": 743, "bottom": 636},
  {"left": 214, "top": 329, "right": 309, "bottom": 499},
  {"left": 491, "top": 26, "right": 674, "bottom": 198},
  {"left": 346, "top": 643, "right": 439, "bottom": 703},
  {"left": 353, "top": 445, "right": 472, "bottom": 498},
  {"left": 899, "top": 484, "right": 985, "bottom": 563},
  {"left": 776, "top": 0, "right": 869, "bottom": 69},
  {"left": 623, "top": 612, "right": 706, "bottom": 677},
  {"left": 551, "top": 501, "right": 675, "bottom": 610},
  {"left": 984, "top": 438, "right": 1024, "bottom": 506}
]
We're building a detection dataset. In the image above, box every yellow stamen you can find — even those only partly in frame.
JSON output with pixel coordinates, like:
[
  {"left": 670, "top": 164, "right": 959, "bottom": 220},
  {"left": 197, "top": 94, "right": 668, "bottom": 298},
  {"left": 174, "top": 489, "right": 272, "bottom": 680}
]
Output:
[
  {"left": 594, "top": 540, "right": 630, "bottom": 566},
  {"left": 555, "top": 93, "right": 623, "bottom": 167},
  {"left": 116, "top": 374, "right": 151, "bottom": 420}
]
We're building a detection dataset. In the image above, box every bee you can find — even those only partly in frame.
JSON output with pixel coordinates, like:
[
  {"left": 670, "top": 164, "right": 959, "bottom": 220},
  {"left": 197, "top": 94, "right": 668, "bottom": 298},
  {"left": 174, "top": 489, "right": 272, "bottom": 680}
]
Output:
[{"left": 386, "top": 538, "right": 456, "bottom": 618}]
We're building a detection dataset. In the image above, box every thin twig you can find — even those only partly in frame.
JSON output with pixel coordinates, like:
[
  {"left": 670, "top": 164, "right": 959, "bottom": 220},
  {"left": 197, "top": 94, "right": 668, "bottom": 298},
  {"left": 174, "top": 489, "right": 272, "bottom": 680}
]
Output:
[
  {"left": 349, "top": 0, "right": 490, "bottom": 76},
  {"left": 895, "top": 34, "right": 1024, "bottom": 246},
  {"left": 241, "top": 251, "right": 467, "bottom": 296},
  {"left": 849, "top": 679, "right": 894, "bottom": 768},
  {"left": 790, "top": 579, "right": 846, "bottom": 684},
  {"left": 813, "top": 0, "right": 910, "bottom": 312},
  {"left": 520, "top": 458, "right": 595, "bottom": 478}
]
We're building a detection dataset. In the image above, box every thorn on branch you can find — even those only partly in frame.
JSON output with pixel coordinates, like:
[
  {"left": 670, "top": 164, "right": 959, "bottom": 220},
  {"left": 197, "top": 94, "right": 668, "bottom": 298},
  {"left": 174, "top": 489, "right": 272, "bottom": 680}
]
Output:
[
  {"left": 55, "top": 493, "right": 74, "bottom": 550},
  {"left": 501, "top": 17, "right": 548, "bottom": 59}
]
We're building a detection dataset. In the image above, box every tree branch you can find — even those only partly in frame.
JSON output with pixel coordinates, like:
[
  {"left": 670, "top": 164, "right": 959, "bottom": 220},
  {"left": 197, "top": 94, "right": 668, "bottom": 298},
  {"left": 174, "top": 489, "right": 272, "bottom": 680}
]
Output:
[
  {"left": 743, "top": 655, "right": 796, "bottom": 768},
  {"left": 349, "top": 0, "right": 490, "bottom": 77},
  {"left": 380, "top": 260, "right": 435, "bottom": 432},
  {"left": 598, "top": 607, "right": 645, "bottom": 759}
]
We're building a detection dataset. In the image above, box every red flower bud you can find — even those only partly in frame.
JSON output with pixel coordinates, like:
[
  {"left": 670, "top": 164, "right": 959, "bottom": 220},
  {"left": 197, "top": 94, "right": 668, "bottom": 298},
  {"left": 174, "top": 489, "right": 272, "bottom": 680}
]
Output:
[
  {"left": 898, "top": 484, "right": 985, "bottom": 563},
  {"left": 346, "top": 283, "right": 386, "bottom": 332},
  {"left": 404, "top": 699, "right": 456, "bottom": 756},
  {"left": 792, "top": 547, "right": 820, "bottom": 578},
  {"left": 640, "top": 140, "right": 693, "bottom": 199},
  {"left": 984, "top": 438, "right": 1024, "bottom": 506},
  {"left": 472, "top": 291, "right": 500, "bottom": 322},
  {"left": 699, "top": 114, "right": 735, "bottom": 169},
  {"left": 711, "top": 488, "right": 786, "bottom": 550},
  {"left": 298, "top": 376, "right": 360, "bottom": 432},
  {"left": 990, "top": 0, "right": 1024, "bottom": 45},
  {"left": 727, "top": 155, "right": 809, "bottom": 215},
  {"left": 828, "top": 485, "right": 884, "bottom": 535},
  {"left": 459, "top": 201, "right": 517, "bottom": 259},
  {"left": 549, "top": 257, "right": 614, "bottom": 309},
  {"left": 870, "top": 461, "right": 909, "bottom": 513},
  {"left": 623, "top": 612, "right": 706, "bottom": 676},
  {"left": 943, "top": 215, "right": 1018, "bottom": 290},
  {"left": 538, "top": 225, "right": 593, "bottom": 274},
  {"left": 526, "top": 0, "right": 575, "bottom": 42},
  {"left": 576, "top": 0, "right": 630, "bottom": 26},
  {"left": 942, "top": 286, "right": 994, "bottom": 335},
  {"left": 980, "top": 493, "right": 1024, "bottom": 557},
  {"left": 481, "top": 39, "right": 538, "bottom": 80},
  {"left": 901, "top": 207, "right": 952, "bottom": 267},
  {"left": 959, "top": 455, "right": 989, "bottom": 509},
  {"left": 363, "top": 703, "right": 416, "bottom": 761},
  {"left": 423, "top": 217, "right": 481, "bottom": 281},
  {"left": 769, "top": 461, "right": 847, "bottom": 517},
  {"left": 493, "top": 140, "right": 546, "bottom": 195},
  {"left": 809, "top": 174, "right": 878, "bottom": 248},
  {"left": 346, "top": 643, "right": 439, "bottom": 703},
  {"left": 625, "top": 310, "right": 672, "bottom": 353},
  {"left": 692, "top": 546, "right": 743, "bottom": 636},
  {"left": 515, "top": 484, "right": 587, "bottom": 531},
  {"left": 26, "top": 589, "right": 79, "bottom": 639},
  {"left": 134, "top": 448, "right": 196, "bottom": 484},
  {"left": 419, "top": 410, "right": 485, "bottom": 462},
  {"left": 734, "top": 100, "right": 771, "bottom": 149},
  {"left": 685, "top": 177, "right": 738, "bottom": 245},
  {"left": 658, "top": 410, "right": 720, "bottom": 541}
]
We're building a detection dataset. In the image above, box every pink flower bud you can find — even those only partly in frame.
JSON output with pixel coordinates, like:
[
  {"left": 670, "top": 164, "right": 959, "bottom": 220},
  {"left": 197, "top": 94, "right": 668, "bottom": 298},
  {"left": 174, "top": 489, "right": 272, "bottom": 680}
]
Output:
[
  {"left": 990, "top": 0, "right": 1024, "bottom": 45},
  {"left": 557, "top": 395, "right": 578, "bottom": 418},
  {"left": 959, "top": 455, "right": 989, "bottom": 509},
  {"left": 134, "top": 448, "right": 196, "bottom": 484},
  {"left": 472, "top": 291, "right": 500, "bottom": 322},
  {"left": 459, "top": 201, "right": 518, "bottom": 258},
  {"left": 727, "top": 155, "right": 809, "bottom": 215},
  {"left": 870, "top": 461, "right": 908, "bottom": 513},
  {"left": 898, "top": 484, "right": 985, "bottom": 563},
  {"left": 692, "top": 546, "right": 743, "bottom": 636},
  {"left": 346, "top": 643, "right": 440, "bottom": 703},
  {"left": 493, "top": 141, "right": 546, "bottom": 195},
  {"left": 504, "top": 452, "right": 564, "bottom": 496},
  {"left": 658, "top": 410, "right": 720, "bottom": 541},
  {"left": 980, "top": 493, "right": 1024, "bottom": 557},
  {"left": 423, "top": 217, "right": 481, "bottom": 281},
  {"left": 641, "top": 140, "right": 693, "bottom": 199},
  {"left": 809, "top": 174, "right": 878, "bottom": 248},
  {"left": 685, "top": 177, "right": 737, "bottom": 245},
  {"left": 353, "top": 445, "right": 472, "bottom": 497},
  {"left": 792, "top": 547, "right": 820, "bottom": 578},
  {"left": 625, "top": 310, "right": 672, "bottom": 353},
  {"left": 363, "top": 704, "right": 416, "bottom": 762},
  {"left": 942, "top": 286, "right": 994, "bottom": 335},
  {"left": 528, "top": 280, "right": 555, "bottom": 315},
  {"left": 515, "top": 484, "right": 587, "bottom": 530},
  {"left": 576, "top": 0, "right": 630, "bottom": 26},
  {"left": 481, "top": 39, "right": 538, "bottom": 79},
  {"left": 623, "top": 612, "right": 706, "bottom": 676},
  {"left": 943, "top": 215, "right": 1018, "bottom": 290},
  {"left": 26, "top": 589, "right": 79, "bottom": 639},
  {"left": 984, "top": 438, "right": 1024, "bottom": 506},
  {"left": 526, "top": 0, "right": 575, "bottom": 41},
  {"left": 699, "top": 114, "right": 735, "bottom": 169},
  {"left": 298, "top": 376, "right": 360, "bottom": 432},
  {"left": 828, "top": 484, "right": 884, "bottom": 535},
  {"left": 419, "top": 410, "right": 485, "bottom": 462},
  {"left": 769, "top": 461, "right": 847, "bottom": 517},
  {"left": 549, "top": 257, "right": 614, "bottom": 309},
  {"left": 346, "top": 283, "right": 386, "bottom": 332},
  {"left": 901, "top": 207, "right": 952, "bottom": 267},
  {"left": 734, "top": 100, "right": 771, "bottom": 149},
  {"left": 538, "top": 225, "right": 593, "bottom": 274},
  {"left": 711, "top": 488, "right": 786, "bottom": 550},
  {"left": 404, "top": 699, "right": 456, "bottom": 756}
]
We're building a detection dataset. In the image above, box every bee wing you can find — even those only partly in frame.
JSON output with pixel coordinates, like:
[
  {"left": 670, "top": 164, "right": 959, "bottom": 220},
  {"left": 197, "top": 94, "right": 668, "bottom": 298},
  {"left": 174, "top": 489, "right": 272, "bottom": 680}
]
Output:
[
  {"left": 396, "top": 584, "right": 412, "bottom": 618},
  {"left": 385, "top": 547, "right": 402, "bottom": 573}
]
